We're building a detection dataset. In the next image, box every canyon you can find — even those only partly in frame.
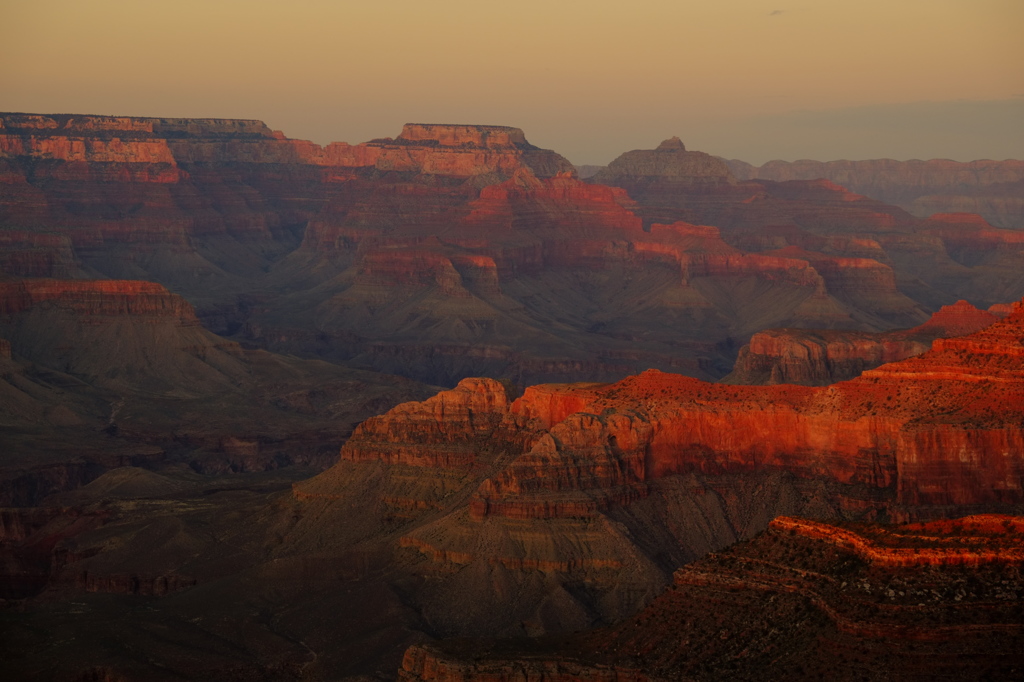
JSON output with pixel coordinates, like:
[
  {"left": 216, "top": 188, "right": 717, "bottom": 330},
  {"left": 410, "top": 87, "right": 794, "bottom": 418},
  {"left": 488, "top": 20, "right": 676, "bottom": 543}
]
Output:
[
  {"left": 2, "top": 113, "right": 1023, "bottom": 681},
  {"left": 6, "top": 114, "right": 1024, "bottom": 388}
]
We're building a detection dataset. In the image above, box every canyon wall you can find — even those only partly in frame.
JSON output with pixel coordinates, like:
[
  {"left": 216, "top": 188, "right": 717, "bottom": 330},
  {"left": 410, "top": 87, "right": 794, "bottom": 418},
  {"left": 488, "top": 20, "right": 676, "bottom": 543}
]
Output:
[
  {"left": 399, "top": 513, "right": 1024, "bottom": 681},
  {"left": 727, "top": 299, "right": 1000, "bottom": 385},
  {"left": 7, "top": 116, "right": 1023, "bottom": 388}
]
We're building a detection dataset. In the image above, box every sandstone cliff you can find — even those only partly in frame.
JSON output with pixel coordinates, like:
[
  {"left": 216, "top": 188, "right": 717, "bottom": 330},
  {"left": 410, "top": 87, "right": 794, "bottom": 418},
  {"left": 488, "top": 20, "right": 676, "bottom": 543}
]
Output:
[
  {"left": 727, "top": 299, "right": 999, "bottom": 385},
  {"left": 287, "top": 303, "right": 1023, "bottom": 646}
]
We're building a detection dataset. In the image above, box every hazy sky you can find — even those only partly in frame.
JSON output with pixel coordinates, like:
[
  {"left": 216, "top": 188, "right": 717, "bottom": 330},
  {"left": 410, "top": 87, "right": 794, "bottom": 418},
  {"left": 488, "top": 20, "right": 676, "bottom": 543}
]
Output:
[{"left": 2, "top": 0, "right": 1022, "bottom": 164}]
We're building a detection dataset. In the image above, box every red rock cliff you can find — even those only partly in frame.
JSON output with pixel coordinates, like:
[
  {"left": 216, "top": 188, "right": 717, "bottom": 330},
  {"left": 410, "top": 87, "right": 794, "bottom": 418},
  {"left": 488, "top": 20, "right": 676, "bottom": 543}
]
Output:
[
  {"left": 341, "top": 377, "right": 510, "bottom": 469},
  {"left": 728, "top": 299, "right": 999, "bottom": 386},
  {"left": 0, "top": 279, "right": 199, "bottom": 321}
]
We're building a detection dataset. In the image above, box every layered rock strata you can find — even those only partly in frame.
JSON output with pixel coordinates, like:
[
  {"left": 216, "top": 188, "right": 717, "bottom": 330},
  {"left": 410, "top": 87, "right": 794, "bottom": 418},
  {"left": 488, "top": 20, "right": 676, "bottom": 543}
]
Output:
[
  {"left": 399, "top": 514, "right": 1024, "bottom": 681},
  {"left": 728, "top": 299, "right": 999, "bottom": 385},
  {"left": 293, "top": 303, "right": 1024, "bottom": 644}
]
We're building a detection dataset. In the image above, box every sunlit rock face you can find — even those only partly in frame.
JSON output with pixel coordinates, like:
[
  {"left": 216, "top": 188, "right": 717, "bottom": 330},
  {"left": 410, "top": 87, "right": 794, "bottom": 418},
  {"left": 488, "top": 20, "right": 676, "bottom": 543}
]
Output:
[
  {"left": 293, "top": 304, "right": 1023, "bottom": 643},
  {"left": 727, "top": 299, "right": 1000, "bottom": 385}
]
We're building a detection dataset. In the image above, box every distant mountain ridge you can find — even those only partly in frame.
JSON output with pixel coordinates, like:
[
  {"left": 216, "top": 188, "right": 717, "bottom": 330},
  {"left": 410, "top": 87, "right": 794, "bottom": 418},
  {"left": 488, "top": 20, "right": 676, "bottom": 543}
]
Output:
[{"left": 725, "top": 157, "right": 1024, "bottom": 229}]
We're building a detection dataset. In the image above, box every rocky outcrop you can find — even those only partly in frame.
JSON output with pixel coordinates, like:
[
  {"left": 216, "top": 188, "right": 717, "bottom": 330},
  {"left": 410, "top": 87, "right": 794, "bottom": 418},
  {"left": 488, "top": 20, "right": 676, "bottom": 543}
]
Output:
[
  {"left": 0, "top": 231, "right": 82, "bottom": 278},
  {"left": 727, "top": 299, "right": 999, "bottom": 385},
  {"left": 771, "top": 515, "right": 1024, "bottom": 568},
  {"left": 497, "top": 298, "right": 1023, "bottom": 510},
  {"left": 0, "top": 278, "right": 199, "bottom": 320},
  {"left": 592, "top": 137, "right": 736, "bottom": 186},
  {"left": 340, "top": 378, "right": 510, "bottom": 469},
  {"left": 727, "top": 157, "right": 1024, "bottom": 228},
  {"left": 399, "top": 514, "right": 1024, "bottom": 681},
  {"left": 727, "top": 328, "right": 930, "bottom": 386},
  {"left": 917, "top": 212, "right": 1024, "bottom": 264}
]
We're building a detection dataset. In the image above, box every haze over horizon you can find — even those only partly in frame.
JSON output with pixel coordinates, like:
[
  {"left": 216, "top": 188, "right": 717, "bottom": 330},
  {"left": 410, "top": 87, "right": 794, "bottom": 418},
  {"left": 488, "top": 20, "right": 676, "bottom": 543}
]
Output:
[{"left": 2, "top": 0, "right": 1022, "bottom": 165}]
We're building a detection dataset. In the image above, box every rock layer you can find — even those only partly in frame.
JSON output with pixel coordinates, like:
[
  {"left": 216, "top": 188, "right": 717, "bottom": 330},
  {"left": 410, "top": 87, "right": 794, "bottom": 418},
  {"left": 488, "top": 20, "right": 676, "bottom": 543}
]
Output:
[
  {"left": 293, "top": 302, "right": 1024, "bottom": 643},
  {"left": 727, "top": 299, "right": 999, "bottom": 385},
  {"left": 399, "top": 514, "right": 1024, "bottom": 681}
]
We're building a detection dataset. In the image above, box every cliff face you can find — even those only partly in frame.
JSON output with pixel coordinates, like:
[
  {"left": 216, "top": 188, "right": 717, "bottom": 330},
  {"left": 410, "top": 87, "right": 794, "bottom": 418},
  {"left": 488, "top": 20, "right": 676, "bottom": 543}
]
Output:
[
  {"left": 399, "top": 514, "right": 1024, "bottom": 682},
  {"left": 290, "top": 303, "right": 1023, "bottom": 645},
  {"left": 331, "top": 299, "right": 1024, "bottom": 518},
  {"left": 0, "top": 114, "right": 573, "bottom": 325},
  {"left": 727, "top": 299, "right": 999, "bottom": 385},
  {"left": 0, "top": 115, "right": 572, "bottom": 178},
  {"left": 728, "top": 157, "right": 1024, "bottom": 228},
  {"left": 341, "top": 377, "right": 510, "bottom": 469},
  {"left": 0, "top": 278, "right": 200, "bottom": 320},
  {"left": 598, "top": 141, "right": 1024, "bottom": 316},
  {"left": 283, "top": 165, "right": 915, "bottom": 385}
]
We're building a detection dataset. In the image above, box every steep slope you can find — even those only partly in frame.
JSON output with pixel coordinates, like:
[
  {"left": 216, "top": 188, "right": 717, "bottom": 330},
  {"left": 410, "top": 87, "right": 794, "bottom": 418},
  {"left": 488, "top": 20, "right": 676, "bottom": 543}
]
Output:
[
  {"left": 727, "top": 299, "right": 1000, "bottom": 385},
  {"left": 400, "top": 514, "right": 1024, "bottom": 682},
  {"left": 0, "top": 277, "right": 436, "bottom": 503}
]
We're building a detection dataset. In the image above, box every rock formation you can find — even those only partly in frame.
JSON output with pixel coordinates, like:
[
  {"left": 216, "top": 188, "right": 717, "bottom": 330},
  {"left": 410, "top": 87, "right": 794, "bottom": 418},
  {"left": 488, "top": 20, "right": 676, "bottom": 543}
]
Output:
[
  {"left": 592, "top": 137, "right": 736, "bottom": 185},
  {"left": 8, "top": 113, "right": 1024, "bottom": 387},
  {"left": 284, "top": 301, "right": 1024, "bottom": 650},
  {"left": 5, "top": 113, "right": 1024, "bottom": 682},
  {"left": 399, "top": 514, "right": 1024, "bottom": 681},
  {"left": 0, "top": 276, "right": 436, "bottom": 504},
  {"left": 727, "top": 299, "right": 1000, "bottom": 385}
]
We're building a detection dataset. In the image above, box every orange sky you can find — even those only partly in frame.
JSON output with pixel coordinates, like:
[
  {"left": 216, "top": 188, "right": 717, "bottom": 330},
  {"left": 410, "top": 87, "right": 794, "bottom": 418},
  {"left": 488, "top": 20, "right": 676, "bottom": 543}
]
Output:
[{"left": 2, "top": 0, "right": 1022, "bottom": 163}]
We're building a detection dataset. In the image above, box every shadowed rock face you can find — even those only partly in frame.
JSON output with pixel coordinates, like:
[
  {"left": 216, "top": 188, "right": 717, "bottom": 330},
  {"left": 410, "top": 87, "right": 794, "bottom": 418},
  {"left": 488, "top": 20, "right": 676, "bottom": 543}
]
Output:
[
  {"left": 0, "top": 276, "right": 438, "bottom": 504},
  {"left": 398, "top": 514, "right": 1024, "bottom": 682},
  {"left": 727, "top": 299, "right": 1001, "bottom": 385}
]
